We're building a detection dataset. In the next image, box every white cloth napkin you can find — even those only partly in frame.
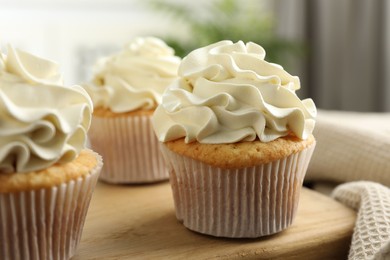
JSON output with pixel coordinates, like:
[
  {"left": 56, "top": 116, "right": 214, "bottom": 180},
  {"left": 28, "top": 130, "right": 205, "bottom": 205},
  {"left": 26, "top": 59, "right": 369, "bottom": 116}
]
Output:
[
  {"left": 306, "top": 110, "right": 390, "bottom": 186},
  {"left": 305, "top": 110, "right": 390, "bottom": 260},
  {"left": 332, "top": 182, "right": 390, "bottom": 260}
]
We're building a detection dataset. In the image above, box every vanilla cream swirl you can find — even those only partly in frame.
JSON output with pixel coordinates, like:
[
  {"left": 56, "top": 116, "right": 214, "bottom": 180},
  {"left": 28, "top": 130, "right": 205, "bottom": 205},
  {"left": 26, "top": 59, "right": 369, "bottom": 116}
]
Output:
[
  {"left": 83, "top": 37, "right": 181, "bottom": 112},
  {"left": 0, "top": 45, "right": 92, "bottom": 173},
  {"left": 152, "top": 40, "right": 316, "bottom": 144}
]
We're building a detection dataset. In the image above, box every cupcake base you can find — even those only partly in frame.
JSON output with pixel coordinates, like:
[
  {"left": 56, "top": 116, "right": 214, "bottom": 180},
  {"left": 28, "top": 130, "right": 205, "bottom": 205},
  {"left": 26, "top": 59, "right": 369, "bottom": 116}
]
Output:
[
  {"left": 0, "top": 151, "right": 102, "bottom": 260},
  {"left": 160, "top": 142, "right": 316, "bottom": 238},
  {"left": 89, "top": 111, "right": 168, "bottom": 184}
]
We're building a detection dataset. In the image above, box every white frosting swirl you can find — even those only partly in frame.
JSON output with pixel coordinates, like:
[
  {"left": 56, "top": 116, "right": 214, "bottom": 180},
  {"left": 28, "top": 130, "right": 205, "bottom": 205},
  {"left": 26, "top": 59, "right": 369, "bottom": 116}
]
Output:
[
  {"left": 0, "top": 45, "right": 93, "bottom": 173},
  {"left": 152, "top": 40, "right": 316, "bottom": 144},
  {"left": 83, "top": 37, "right": 181, "bottom": 113}
]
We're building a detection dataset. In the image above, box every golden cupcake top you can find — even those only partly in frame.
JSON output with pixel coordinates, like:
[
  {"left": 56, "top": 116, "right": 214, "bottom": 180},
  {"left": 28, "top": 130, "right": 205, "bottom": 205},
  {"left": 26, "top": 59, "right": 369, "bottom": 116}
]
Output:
[
  {"left": 83, "top": 37, "right": 181, "bottom": 113},
  {"left": 0, "top": 149, "right": 100, "bottom": 192},
  {"left": 0, "top": 45, "right": 93, "bottom": 173},
  {"left": 152, "top": 40, "right": 317, "bottom": 144},
  {"left": 164, "top": 135, "right": 315, "bottom": 169}
]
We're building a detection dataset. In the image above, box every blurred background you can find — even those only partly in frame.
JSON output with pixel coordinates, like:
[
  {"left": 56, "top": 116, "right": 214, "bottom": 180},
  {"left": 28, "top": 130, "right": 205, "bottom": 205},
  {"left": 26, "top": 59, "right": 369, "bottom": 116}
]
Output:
[{"left": 0, "top": 0, "right": 389, "bottom": 112}]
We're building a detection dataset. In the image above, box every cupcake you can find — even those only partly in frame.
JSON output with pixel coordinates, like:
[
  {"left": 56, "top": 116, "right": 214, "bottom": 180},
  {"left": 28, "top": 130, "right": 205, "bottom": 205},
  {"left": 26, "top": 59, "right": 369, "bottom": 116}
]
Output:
[
  {"left": 152, "top": 40, "right": 317, "bottom": 238},
  {"left": 83, "top": 37, "right": 181, "bottom": 184},
  {"left": 0, "top": 45, "right": 102, "bottom": 259}
]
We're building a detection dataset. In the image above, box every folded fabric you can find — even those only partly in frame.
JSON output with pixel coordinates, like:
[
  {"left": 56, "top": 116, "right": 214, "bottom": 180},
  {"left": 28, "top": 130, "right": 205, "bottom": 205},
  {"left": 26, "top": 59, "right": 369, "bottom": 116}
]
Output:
[
  {"left": 332, "top": 181, "right": 390, "bottom": 260},
  {"left": 306, "top": 110, "right": 390, "bottom": 186}
]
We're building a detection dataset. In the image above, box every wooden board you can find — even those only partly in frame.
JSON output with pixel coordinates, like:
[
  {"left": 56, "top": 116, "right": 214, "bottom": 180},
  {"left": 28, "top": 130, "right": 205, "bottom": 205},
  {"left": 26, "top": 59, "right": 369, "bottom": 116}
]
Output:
[{"left": 73, "top": 182, "right": 356, "bottom": 260}]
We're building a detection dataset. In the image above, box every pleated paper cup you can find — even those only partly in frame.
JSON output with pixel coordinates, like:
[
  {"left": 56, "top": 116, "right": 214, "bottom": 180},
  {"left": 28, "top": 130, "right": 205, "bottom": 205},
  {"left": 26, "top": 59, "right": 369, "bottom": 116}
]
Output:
[
  {"left": 160, "top": 142, "right": 316, "bottom": 238},
  {"left": 88, "top": 114, "right": 168, "bottom": 184},
  {"left": 0, "top": 152, "right": 102, "bottom": 260}
]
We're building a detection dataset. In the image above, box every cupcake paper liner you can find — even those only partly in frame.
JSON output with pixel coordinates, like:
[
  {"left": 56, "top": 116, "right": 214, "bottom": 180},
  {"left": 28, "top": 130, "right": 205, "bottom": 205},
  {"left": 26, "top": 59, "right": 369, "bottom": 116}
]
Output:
[
  {"left": 89, "top": 115, "right": 168, "bottom": 184},
  {"left": 0, "top": 152, "right": 102, "bottom": 260},
  {"left": 160, "top": 143, "right": 316, "bottom": 238}
]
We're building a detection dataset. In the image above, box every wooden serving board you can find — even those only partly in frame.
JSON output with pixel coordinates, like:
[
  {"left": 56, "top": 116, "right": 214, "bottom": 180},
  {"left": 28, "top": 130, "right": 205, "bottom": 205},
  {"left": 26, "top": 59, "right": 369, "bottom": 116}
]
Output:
[{"left": 73, "top": 181, "right": 356, "bottom": 260}]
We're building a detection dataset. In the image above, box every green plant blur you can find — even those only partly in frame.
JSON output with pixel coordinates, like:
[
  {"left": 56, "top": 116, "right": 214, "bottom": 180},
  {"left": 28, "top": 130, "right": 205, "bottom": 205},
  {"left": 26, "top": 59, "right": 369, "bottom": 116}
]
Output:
[{"left": 145, "top": 0, "right": 303, "bottom": 67}]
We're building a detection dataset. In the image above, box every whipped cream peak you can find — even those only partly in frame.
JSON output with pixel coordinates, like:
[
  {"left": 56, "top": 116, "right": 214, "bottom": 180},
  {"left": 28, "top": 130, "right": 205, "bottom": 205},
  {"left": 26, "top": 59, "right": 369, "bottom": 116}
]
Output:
[
  {"left": 207, "top": 40, "right": 266, "bottom": 59},
  {"left": 5, "top": 45, "right": 63, "bottom": 86},
  {"left": 125, "top": 37, "right": 175, "bottom": 57},
  {"left": 83, "top": 37, "right": 181, "bottom": 113},
  {"left": 153, "top": 40, "right": 316, "bottom": 144},
  {"left": 0, "top": 45, "right": 92, "bottom": 173},
  {"left": 179, "top": 40, "right": 300, "bottom": 91}
]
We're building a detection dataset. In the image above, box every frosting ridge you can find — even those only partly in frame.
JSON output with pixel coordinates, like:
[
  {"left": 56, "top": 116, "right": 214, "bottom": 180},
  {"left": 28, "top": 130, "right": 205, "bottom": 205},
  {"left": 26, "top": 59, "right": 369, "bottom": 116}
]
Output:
[
  {"left": 0, "top": 45, "right": 92, "bottom": 173},
  {"left": 152, "top": 40, "right": 316, "bottom": 144},
  {"left": 83, "top": 37, "right": 181, "bottom": 113}
]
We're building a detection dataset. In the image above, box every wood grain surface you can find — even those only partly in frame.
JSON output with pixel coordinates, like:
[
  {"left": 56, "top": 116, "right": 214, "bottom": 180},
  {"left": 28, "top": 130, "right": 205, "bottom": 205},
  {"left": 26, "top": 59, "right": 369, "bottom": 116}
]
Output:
[{"left": 73, "top": 181, "right": 356, "bottom": 260}]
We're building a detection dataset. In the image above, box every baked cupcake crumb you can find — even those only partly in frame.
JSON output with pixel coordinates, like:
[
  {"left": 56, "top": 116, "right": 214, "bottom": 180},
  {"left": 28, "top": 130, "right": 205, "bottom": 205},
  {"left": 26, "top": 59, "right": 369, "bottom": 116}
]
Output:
[
  {"left": 165, "top": 134, "right": 315, "bottom": 169},
  {"left": 93, "top": 107, "right": 154, "bottom": 118},
  {"left": 0, "top": 149, "right": 100, "bottom": 193}
]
